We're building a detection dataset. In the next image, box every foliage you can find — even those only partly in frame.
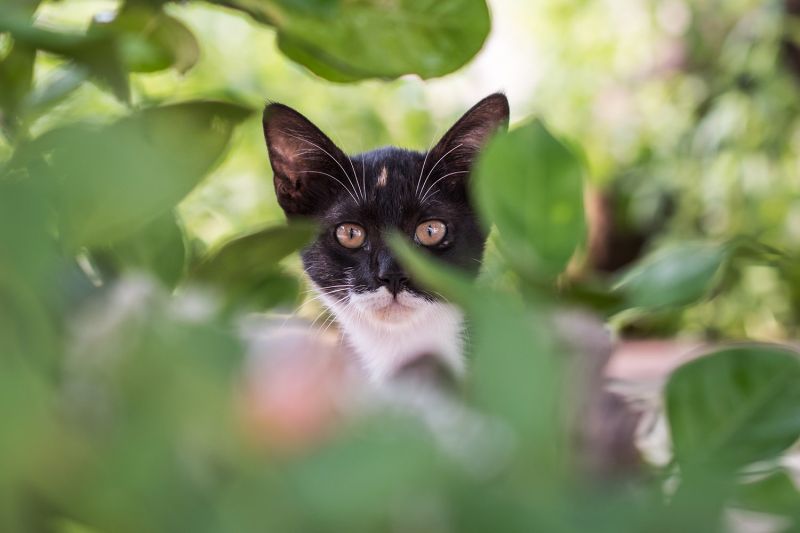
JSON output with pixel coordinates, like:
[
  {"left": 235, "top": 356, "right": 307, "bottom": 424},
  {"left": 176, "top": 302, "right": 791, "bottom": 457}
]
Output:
[{"left": 1, "top": 0, "right": 800, "bottom": 532}]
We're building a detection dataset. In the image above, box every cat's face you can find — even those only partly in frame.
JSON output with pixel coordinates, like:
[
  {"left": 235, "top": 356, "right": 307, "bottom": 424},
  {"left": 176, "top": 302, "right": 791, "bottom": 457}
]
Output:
[{"left": 263, "top": 94, "right": 509, "bottom": 329}]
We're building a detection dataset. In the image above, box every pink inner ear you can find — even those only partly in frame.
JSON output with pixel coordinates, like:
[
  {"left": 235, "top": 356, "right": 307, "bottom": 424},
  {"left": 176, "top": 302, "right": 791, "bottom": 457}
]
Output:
[
  {"left": 431, "top": 94, "right": 509, "bottom": 163},
  {"left": 268, "top": 126, "right": 311, "bottom": 167},
  {"left": 459, "top": 129, "right": 491, "bottom": 151}
]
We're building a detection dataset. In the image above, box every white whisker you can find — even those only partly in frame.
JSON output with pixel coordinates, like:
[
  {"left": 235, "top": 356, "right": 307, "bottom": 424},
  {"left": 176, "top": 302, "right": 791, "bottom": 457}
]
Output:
[
  {"left": 310, "top": 292, "right": 350, "bottom": 329},
  {"left": 346, "top": 154, "right": 364, "bottom": 201},
  {"left": 361, "top": 156, "right": 367, "bottom": 202},
  {"left": 298, "top": 170, "right": 359, "bottom": 205},
  {"left": 415, "top": 133, "right": 438, "bottom": 196},
  {"left": 417, "top": 143, "right": 463, "bottom": 201},
  {"left": 286, "top": 131, "right": 361, "bottom": 204},
  {"left": 419, "top": 170, "right": 469, "bottom": 204}
]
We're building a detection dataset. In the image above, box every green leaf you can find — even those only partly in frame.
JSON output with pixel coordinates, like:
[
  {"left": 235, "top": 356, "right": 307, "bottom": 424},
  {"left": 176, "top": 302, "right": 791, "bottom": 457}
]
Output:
[
  {"left": 189, "top": 222, "right": 315, "bottom": 311},
  {"left": 614, "top": 241, "right": 729, "bottom": 309},
  {"left": 94, "top": 210, "right": 188, "bottom": 289},
  {"left": 733, "top": 469, "right": 800, "bottom": 519},
  {"left": 90, "top": 8, "right": 200, "bottom": 74},
  {"left": 388, "top": 234, "right": 567, "bottom": 467},
  {"left": 473, "top": 120, "right": 586, "bottom": 281},
  {"left": 0, "top": 14, "right": 129, "bottom": 102},
  {"left": 192, "top": 222, "right": 316, "bottom": 282},
  {"left": 0, "top": 42, "right": 35, "bottom": 136},
  {"left": 666, "top": 346, "right": 800, "bottom": 470},
  {"left": 22, "top": 65, "right": 89, "bottom": 117},
  {"left": 21, "top": 101, "right": 252, "bottom": 249},
  {"left": 50, "top": 296, "right": 244, "bottom": 533},
  {"left": 214, "top": 0, "right": 490, "bottom": 81},
  {"left": 286, "top": 419, "right": 441, "bottom": 527}
]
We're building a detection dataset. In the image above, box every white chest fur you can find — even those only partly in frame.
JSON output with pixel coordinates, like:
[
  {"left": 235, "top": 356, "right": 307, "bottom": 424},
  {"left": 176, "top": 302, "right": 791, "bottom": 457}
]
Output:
[{"left": 318, "top": 286, "right": 465, "bottom": 383}]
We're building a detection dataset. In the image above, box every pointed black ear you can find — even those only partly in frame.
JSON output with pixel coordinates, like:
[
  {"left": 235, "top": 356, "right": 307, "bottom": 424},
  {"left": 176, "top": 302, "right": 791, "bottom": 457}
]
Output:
[
  {"left": 427, "top": 93, "right": 509, "bottom": 178},
  {"left": 263, "top": 103, "right": 353, "bottom": 217}
]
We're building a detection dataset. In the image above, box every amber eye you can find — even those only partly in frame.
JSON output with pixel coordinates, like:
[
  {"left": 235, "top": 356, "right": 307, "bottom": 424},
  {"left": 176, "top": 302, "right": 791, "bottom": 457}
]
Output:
[
  {"left": 415, "top": 220, "right": 447, "bottom": 246},
  {"left": 335, "top": 223, "right": 366, "bottom": 249}
]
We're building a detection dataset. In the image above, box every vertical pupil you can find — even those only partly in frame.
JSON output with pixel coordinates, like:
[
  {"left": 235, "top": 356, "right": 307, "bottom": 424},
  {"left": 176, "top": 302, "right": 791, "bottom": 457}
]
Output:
[
  {"left": 427, "top": 225, "right": 433, "bottom": 237},
  {"left": 349, "top": 228, "right": 354, "bottom": 240}
]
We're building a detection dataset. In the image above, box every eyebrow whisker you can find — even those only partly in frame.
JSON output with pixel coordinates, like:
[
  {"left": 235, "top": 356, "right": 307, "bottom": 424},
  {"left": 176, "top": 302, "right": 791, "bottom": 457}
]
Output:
[
  {"left": 346, "top": 153, "right": 365, "bottom": 201},
  {"left": 417, "top": 143, "right": 463, "bottom": 201},
  {"left": 415, "top": 132, "right": 438, "bottom": 197},
  {"left": 285, "top": 131, "right": 362, "bottom": 204},
  {"left": 298, "top": 170, "right": 360, "bottom": 206},
  {"left": 419, "top": 170, "right": 469, "bottom": 204}
]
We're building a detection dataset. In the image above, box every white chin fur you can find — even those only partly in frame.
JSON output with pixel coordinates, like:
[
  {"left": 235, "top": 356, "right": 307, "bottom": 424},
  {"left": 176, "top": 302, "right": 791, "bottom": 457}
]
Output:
[{"left": 318, "top": 285, "right": 465, "bottom": 383}]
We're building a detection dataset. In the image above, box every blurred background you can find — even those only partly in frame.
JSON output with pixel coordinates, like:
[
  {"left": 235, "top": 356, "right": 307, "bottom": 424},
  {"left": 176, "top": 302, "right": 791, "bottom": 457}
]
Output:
[
  {"left": 11, "top": 0, "right": 800, "bottom": 339},
  {"left": 3, "top": 0, "right": 800, "bottom": 530}
]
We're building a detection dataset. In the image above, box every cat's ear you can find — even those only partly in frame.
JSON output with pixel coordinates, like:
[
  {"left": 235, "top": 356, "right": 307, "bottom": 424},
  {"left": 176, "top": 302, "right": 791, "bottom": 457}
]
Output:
[
  {"left": 428, "top": 93, "right": 510, "bottom": 177},
  {"left": 263, "top": 103, "right": 350, "bottom": 217}
]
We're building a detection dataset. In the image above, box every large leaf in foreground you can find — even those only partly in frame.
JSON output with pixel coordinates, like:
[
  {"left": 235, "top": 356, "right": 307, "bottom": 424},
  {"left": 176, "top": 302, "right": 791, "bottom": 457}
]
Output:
[
  {"left": 215, "top": 0, "right": 489, "bottom": 81},
  {"left": 23, "top": 101, "right": 252, "bottom": 249},
  {"left": 666, "top": 346, "right": 800, "bottom": 470},
  {"left": 389, "top": 234, "right": 566, "bottom": 471},
  {"left": 474, "top": 120, "right": 586, "bottom": 280}
]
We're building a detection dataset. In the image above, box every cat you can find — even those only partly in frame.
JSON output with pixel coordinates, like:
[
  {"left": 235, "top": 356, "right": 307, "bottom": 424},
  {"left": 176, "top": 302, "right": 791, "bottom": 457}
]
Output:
[{"left": 262, "top": 94, "right": 509, "bottom": 383}]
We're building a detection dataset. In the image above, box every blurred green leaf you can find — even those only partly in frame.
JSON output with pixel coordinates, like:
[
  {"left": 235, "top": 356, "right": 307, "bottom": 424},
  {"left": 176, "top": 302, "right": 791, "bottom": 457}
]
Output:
[
  {"left": 733, "top": 469, "right": 800, "bottom": 520},
  {"left": 285, "top": 419, "right": 442, "bottom": 529},
  {"left": 192, "top": 222, "right": 315, "bottom": 281},
  {"left": 0, "top": 14, "right": 129, "bottom": 101},
  {"left": 474, "top": 120, "right": 586, "bottom": 281},
  {"left": 614, "top": 241, "right": 729, "bottom": 309},
  {"left": 0, "top": 359, "right": 55, "bottom": 532},
  {"left": 0, "top": 180, "right": 68, "bottom": 373},
  {"left": 53, "top": 296, "right": 244, "bottom": 533},
  {"left": 189, "top": 222, "right": 315, "bottom": 311},
  {"left": 20, "top": 101, "right": 252, "bottom": 249},
  {"left": 215, "top": 0, "right": 490, "bottom": 81},
  {"left": 389, "top": 234, "right": 567, "bottom": 475},
  {"left": 666, "top": 346, "right": 800, "bottom": 470},
  {"left": 22, "top": 65, "right": 89, "bottom": 117},
  {"left": 0, "top": 42, "right": 35, "bottom": 136},
  {"left": 90, "top": 7, "right": 200, "bottom": 74},
  {"left": 94, "top": 210, "right": 187, "bottom": 289}
]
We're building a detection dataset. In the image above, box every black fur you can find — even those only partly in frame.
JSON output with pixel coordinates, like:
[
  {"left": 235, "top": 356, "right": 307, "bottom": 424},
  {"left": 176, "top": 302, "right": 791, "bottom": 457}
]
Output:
[{"left": 262, "top": 94, "right": 509, "bottom": 299}]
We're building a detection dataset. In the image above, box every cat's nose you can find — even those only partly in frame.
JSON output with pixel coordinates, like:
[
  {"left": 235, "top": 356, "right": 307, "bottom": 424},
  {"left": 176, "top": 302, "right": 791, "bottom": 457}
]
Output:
[
  {"left": 377, "top": 272, "right": 409, "bottom": 296},
  {"left": 376, "top": 251, "right": 408, "bottom": 295}
]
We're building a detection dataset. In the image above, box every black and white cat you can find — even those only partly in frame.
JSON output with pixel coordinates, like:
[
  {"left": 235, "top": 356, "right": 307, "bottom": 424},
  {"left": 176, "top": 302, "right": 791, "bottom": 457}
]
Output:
[{"left": 262, "top": 94, "right": 509, "bottom": 383}]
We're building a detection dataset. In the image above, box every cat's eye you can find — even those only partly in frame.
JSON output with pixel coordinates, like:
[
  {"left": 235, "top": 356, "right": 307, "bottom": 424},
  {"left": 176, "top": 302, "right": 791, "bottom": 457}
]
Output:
[
  {"left": 415, "top": 220, "right": 447, "bottom": 246},
  {"left": 335, "top": 223, "right": 366, "bottom": 249}
]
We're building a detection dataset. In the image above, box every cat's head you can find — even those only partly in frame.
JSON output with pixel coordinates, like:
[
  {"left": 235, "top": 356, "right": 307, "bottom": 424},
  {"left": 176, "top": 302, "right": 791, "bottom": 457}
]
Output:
[{"left": 262, "top": 94, "right": 508, "bottom": 330}]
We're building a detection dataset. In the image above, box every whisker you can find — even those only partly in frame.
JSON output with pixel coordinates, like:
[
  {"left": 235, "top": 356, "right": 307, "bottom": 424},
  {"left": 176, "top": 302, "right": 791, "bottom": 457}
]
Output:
[
  {"left": 299, "top": 284, "right": 352, "bottom": 294},
  {"left": 422, "top": 190, "right": 440, "bottom": 204},
  {"left": 285, "top": 131, "right": 361, "bottom": 204},
  {"left": 290, "top": 286, "right": 352, "bottom": 318},
  {"left": 309, "top": 292, "right": 350, "bottom": 329},
  {"left": 280, "top": 292, "right": 343, "bottom": 327},
  {"left": 346, "top": 154, "right": 364, "bottom": 201},
  {"left": 318, "top": 311, "right": 341, "bottom": 338},
  {"left": 419, "top": 170, "right": 469, "bottom": 204},
  {"left": 415, "top": 133, "right": 438, "bottom": 196},
  {"left": 361, "top": 156, "right": 367, "bottom": 202},
  {"left": 417, "top": 143, "right": 463, "bottom": 201},
  {"left": 431, "top": 290, "right": 451, "bottom": 304},
  {"left": 298, "top": 170, "right": 359, "bottom": 205}
]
